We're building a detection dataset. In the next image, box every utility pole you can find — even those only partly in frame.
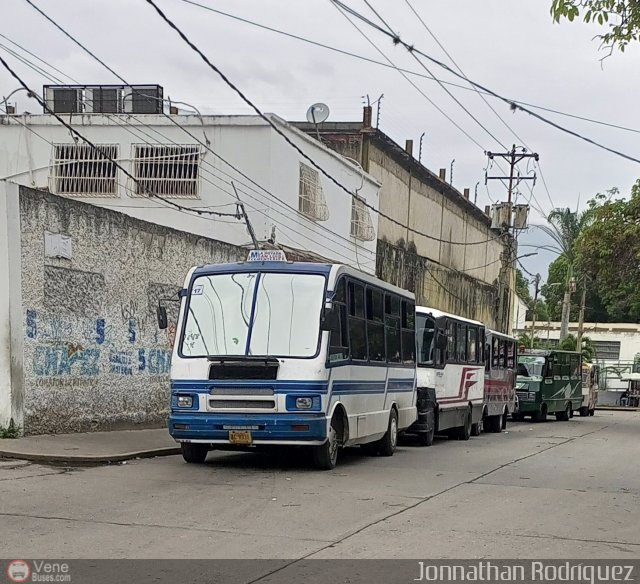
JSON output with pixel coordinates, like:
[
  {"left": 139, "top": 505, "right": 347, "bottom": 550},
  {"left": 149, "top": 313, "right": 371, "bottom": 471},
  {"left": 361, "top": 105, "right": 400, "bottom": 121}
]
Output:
[
  {"left": 576, "top": 277, "right": 587, "bottom": 349},
  {"left": 485, "top": 145, "right": 539, "bottom": 204},
  {"left": 485, "top": 145, "right": 538, "bottom": 334},
  {"left": 232, "top": 182, "right": 259, "bottom": 249},
  {"left": 560, "top": 277, "right": 576, "bottom": 342},
  {"left": 530, "top": 273, "right": 541, "bottom": 349}
]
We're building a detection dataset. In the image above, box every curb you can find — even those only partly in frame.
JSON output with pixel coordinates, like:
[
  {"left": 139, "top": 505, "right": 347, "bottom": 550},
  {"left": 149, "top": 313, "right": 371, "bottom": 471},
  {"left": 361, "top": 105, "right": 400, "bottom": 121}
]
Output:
[
  {"left": 595, "top": 406, "right": 640, "bottom": 412},
  {"left": 0, "top": 446, "right": 181, "bottom": 465}
]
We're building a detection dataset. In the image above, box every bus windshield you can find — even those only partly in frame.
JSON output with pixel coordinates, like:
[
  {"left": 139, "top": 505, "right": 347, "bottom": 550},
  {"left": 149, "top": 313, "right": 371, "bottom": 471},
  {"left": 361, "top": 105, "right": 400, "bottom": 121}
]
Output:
[
  {"left": 180, "top": 271, "right": 326, "bottom": 358},
  {"left": 517, "top": 356, "right": 545, "bottom": 378},
  {"left": 416, "top": 313, "right": 436, "bottom": 366}
]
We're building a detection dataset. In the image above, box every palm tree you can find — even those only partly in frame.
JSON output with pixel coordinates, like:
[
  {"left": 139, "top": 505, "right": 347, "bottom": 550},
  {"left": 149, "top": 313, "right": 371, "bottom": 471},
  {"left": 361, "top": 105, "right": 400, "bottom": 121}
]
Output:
[{"left": 537, "top": 207, "right": 594, "bottom": 341}]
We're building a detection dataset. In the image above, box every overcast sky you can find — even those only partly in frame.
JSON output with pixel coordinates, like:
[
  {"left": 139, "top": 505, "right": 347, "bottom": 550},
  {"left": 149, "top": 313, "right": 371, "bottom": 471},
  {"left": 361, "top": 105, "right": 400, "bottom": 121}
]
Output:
[{"left": 2, "top": 0, "right": 639, "bottom": 281}]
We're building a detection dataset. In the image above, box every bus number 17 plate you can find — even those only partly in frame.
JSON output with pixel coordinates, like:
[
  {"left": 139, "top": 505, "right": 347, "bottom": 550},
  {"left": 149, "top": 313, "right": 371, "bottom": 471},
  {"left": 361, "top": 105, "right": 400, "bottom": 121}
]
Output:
[{"left": 229, "top": 431, "right": 252, "bottom": 445}]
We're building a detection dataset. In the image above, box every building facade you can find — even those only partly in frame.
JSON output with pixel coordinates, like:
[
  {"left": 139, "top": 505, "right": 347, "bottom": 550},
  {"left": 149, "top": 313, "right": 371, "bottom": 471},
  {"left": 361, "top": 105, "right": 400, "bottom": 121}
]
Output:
[
  {"left": 0, "top": 97, "right": 379, "bottom": 274},
  {"left": 295, "top": 110, "right": 515, "bottom": 331}
]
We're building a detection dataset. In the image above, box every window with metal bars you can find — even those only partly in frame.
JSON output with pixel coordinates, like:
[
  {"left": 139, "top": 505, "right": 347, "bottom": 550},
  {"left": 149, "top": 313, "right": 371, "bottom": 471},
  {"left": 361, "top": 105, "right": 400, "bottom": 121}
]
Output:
[
  {"left": 49, "top": 143, "right": 119, "bottom": 197},
  {"left": 298, "top": 162, "right": 329, "bottom": 221},
  {"left": 350, "top": 195, "right": 375, "bottom": 241},
  {"left": 592, "top": 340, "right": 621, "bottom": 360},
  {"left": 131, "top": 144, "right": 200, "bottom": 198}
]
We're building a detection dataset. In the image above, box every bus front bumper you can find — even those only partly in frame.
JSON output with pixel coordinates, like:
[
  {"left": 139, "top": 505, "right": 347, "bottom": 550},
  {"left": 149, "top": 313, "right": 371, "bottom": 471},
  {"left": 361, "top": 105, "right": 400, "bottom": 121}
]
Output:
[{"left": 169, "top": 412, "right": 328, "bottom": 444}]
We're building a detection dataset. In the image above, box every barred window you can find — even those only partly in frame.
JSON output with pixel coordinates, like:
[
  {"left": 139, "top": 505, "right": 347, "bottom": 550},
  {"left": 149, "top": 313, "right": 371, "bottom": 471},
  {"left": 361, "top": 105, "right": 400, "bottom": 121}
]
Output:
[
  {"left": 132, "top": 144, "right": 200, "bottom": 198},
  {"left": 592, "top": 340, "right": 621, "bottom": 360},
  {"left": 298, "top": 163, "right": 329, "bottom": 221},
  {"left": 350, "top": 195, "right": 375, "bottom": 241},
  {"left": 50, "top": 143, "right": 119, "bottom": 197}
]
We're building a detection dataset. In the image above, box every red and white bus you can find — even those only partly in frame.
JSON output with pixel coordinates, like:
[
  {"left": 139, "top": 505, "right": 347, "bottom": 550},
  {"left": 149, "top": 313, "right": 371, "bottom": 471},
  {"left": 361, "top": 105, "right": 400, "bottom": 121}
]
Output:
[
  {"left": 408, "top": 306, "right": 485, "bottom": 444},
  {"left": 479, "top": 329, "right": 517, "bottom": 433}
]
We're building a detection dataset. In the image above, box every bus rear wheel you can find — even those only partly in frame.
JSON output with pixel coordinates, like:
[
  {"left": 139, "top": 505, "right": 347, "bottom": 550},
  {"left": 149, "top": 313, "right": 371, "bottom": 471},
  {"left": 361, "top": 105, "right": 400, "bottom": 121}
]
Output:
[
  {"left": 377, "top": 409, "right": 398, "bottom": 457},
  {"left": 588, "top": 408, "right": 595, "bottom": 416},
  {"left": 181, "top": 442, "right": 209, "bottom": 464},
  {"left": 556, "top": 403, "right": 571, "bottom": 422},
  {"left": 486, "top": 414, "right": 502, "bottom": 433},
  {"left": 579, "top": 406, "right": 589, "bottom": 417}
]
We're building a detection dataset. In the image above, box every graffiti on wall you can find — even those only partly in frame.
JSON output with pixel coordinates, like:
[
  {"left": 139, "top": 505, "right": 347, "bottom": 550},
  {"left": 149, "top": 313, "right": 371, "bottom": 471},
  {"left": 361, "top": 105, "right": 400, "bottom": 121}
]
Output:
[{"left": 26, "top": 308, "right": 173, "bottom": 382}]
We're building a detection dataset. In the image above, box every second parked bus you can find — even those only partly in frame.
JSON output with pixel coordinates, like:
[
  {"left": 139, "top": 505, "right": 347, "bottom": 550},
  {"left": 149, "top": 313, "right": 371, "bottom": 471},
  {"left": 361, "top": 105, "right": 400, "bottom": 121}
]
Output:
[{"left": 409, "top": 307, "right": 485, "bottom": 444}]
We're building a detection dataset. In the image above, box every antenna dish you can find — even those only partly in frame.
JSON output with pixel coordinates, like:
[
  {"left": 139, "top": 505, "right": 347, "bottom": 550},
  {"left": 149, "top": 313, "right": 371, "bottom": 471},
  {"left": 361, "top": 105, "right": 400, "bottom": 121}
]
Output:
[{"left": 306, "top": 102, "right": 330, "bottom": 124}]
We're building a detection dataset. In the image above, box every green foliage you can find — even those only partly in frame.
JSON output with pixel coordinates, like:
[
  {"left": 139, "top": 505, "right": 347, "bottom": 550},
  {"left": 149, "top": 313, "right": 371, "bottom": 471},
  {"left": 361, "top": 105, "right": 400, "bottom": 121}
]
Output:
[
  {"left": 557, "top": 334, "right": 596, "bottom": 362},
  {"left": 551, "top": 0, "right": 640, "bottom": 53},
  {"left": 577, "top": 180, "right": 640, "bottom": 321},
  {"left": 0, "top": 419, "right": 20, "bottom": 439}
]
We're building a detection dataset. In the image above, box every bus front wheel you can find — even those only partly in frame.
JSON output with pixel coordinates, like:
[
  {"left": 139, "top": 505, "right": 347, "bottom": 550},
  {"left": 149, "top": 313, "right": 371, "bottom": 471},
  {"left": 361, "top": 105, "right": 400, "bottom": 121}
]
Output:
[
  {"left": 313, "top": 414, "right": 341, "bottom": 470},
  {"left": 456, "top": 407, "right": 472, "bottom": 441},
  {"left": 556, "top": 403, "right": 571, "bottom": 422},
  {"left": 181, "top": 442, "right": 209, "bottom": 464}
]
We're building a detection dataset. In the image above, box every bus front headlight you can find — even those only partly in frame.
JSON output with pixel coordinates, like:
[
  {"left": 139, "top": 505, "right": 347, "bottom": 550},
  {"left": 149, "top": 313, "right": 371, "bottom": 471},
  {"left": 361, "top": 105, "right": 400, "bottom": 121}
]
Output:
[
  {"left": 177, "top": 395, "right": 193, "bottom": 408},
  {"left": 296, "top": 397, "right": 313, "bottom": 409}
]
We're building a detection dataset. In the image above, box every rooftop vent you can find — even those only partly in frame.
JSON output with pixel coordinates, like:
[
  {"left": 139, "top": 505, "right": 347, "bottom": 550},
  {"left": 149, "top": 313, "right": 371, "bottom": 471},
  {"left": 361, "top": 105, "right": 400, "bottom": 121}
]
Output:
[{"left": 43, "top": 85, "right": 164, "bottom": 115}]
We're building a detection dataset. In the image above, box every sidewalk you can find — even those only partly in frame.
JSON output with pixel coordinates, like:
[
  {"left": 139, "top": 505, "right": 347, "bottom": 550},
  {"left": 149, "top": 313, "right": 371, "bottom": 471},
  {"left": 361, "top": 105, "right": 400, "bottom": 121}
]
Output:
[{"left": 0, "top": 428, "right": 180, "bottom": 464}]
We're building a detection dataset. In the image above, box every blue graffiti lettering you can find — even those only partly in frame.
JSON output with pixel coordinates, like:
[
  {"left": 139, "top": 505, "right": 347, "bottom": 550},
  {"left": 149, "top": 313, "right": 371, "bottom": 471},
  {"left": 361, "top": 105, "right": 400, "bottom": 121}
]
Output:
[
  {"left": 96, "top": 319, "right": 106, "bottom": 345},
  {"left": 33, "top": 345, "right": 100, "bottom": 377},
  {"left": 138, "top": 348, "right": 146, "bottom": 372},
  {"left": 148, "top": 349, "right": 172, "bottom": 375},
  {"left": 26, "top": 310, "right": 38, "bottom": 339},
  {"left": 109, "top": 349, "right": 133, "bottom": 376},
  {"left": 129, "top": 319, "right": 137, "bottom": 344}
]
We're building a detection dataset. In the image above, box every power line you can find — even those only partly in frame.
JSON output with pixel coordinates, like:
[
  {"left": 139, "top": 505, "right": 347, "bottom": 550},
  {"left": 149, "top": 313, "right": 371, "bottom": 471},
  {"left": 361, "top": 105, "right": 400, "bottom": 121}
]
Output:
[
  {"left": 362, "top": 0, "right": 507, "bottom": 148},
  {"left": 177, "top": 0, "right": 640, "bottom": 137},
  {"left": 331, "top": 0, "right": 640, "bottom": 166},
  {"left": 140, "top": 0, "right": 505, "bottom": 248}
]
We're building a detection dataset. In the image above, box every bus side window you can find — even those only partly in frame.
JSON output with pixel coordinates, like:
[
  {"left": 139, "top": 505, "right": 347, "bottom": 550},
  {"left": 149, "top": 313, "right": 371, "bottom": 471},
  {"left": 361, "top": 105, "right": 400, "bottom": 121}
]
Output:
[
  {"left": 467, "top": 326, "right": 477, "bottom": 363},
  {"left": 498, "top": 339, "right": 506, "bottom": 368},
  {"left": 457, "top": 324, "right": 467, "bottom": 362},
  {"left": 366, "top": 287, "right": 385, "bottom": 362},
  {"left": 385, "top": 293, "right": 401, "bottom": 363},
  {"left": 446, "top": 321, "right": 456, "bottom": 362},
  {"left": 485, "top": 342, "right": 490, "bottom": 372},
  {"left": 348, "top": 281, "right": 367, "bottom": 361},
  {"left": 492, "top": 337, "right": 499, "bottom": 368},
  {"left": 328, "top": 279, "right": 348, "bottom": 363},
  {"left": 478, "top": 329, "right": 485, "bottom": 364},
  {"left": 506, "top": 341, "right": 515, "bottom": 369},
  {"left": 401, "top": 300, "right": 415, "bottom": 364}
]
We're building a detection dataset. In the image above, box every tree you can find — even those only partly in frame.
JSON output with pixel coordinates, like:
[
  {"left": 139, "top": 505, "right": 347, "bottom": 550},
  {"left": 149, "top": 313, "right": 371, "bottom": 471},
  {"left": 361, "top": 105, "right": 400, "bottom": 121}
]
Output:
[
  {"left": 515, "top": 269, "right": 549, "bottom": 322},
  {"left": 577, "top": 180, "right": 640, "bottom": 321},
  {"left": 541, "top": 255, "right": 608, "bottom": 322},
  {"left": 551, "top": 0, "right": 640, "bottom": 53},
  {"left": 537, "top": 207, "right": 595, "bottom": 339},
  {"left": 557, "top": 333, "right": 596, "bottom": 362}
]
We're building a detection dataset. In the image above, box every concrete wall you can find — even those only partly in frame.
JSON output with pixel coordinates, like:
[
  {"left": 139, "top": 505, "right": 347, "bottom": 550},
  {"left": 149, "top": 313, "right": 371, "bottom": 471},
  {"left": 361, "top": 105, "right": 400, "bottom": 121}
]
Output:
[
  {"left": 4, "top": 183, "right": 249, "bottom": 434},
  {"left": 0, "top": 113, "right": 379, "bottom": 274}
]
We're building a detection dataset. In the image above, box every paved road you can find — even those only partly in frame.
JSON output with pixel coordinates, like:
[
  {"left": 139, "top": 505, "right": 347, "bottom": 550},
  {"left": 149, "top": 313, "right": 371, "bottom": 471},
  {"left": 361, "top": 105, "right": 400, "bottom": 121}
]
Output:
[{"left": 1, "top": 411, "right": 639, "bottom": 559}]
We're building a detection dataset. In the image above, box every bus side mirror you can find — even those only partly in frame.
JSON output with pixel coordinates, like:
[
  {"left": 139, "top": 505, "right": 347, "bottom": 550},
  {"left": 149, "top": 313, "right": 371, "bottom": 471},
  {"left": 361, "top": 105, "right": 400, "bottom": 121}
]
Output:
[
  {"left": 436, "top": 332, "right": 448, "bottom": 350},
  {"left": 157, "top": 306, "right": 168, "bottom": 330},
  {"left": 320, "top": 307, "right": 340, "bottom": 331}
]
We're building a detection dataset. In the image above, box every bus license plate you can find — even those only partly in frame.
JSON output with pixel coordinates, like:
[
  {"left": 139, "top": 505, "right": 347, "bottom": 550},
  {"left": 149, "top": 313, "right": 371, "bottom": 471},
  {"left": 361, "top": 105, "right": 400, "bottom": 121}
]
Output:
[{"left": 229, "top": 430, "right": 252, "bottom": 445}]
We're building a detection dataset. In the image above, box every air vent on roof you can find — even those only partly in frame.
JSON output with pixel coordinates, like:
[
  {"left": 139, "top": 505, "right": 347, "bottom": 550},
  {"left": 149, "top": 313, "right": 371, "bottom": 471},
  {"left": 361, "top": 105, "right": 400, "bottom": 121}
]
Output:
[{"left": 43, "top": 85, "right": 164, "bottom": 114}]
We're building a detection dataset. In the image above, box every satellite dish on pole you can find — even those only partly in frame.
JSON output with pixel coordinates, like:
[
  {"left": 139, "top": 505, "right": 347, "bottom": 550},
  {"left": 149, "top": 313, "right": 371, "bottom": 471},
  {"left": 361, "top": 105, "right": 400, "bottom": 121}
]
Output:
[{"left": 306, "top": 102, "right": 330, "bottom": 124}]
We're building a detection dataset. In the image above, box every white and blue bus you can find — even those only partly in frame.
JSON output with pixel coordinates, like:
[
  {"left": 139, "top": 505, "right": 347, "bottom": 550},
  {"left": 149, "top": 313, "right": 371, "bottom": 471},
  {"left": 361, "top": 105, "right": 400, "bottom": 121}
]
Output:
[{"left": 160, "top": 251, "right": 417, "bottom": 470}]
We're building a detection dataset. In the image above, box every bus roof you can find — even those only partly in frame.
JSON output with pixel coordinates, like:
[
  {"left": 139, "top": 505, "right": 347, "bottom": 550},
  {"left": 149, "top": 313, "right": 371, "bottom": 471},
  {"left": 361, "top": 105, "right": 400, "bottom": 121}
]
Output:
[
  {"left": 519, "top": 348, "right": 581, "bottom": 357},
  {"left": 191, "top": 262, "right": 415, "bottom": 299},
  {"left": 486, "top": 329, "right": 517, "bottom": 342},
  {"left": 416, "top": 305, "right": 484, "bottom": 327}
]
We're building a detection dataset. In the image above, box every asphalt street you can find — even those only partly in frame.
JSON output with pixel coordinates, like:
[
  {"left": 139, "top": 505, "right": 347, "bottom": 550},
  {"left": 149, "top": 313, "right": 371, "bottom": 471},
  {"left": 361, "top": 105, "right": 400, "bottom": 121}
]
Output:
[{"left": 1, "top": 411, "right": 638, "bottom": 560}]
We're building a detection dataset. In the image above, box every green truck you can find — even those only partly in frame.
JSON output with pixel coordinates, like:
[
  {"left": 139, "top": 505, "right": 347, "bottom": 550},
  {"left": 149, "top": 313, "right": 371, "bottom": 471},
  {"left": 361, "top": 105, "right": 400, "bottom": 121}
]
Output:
[{"left": 514, "top": 349, "right": 582, "bottom": 422}]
